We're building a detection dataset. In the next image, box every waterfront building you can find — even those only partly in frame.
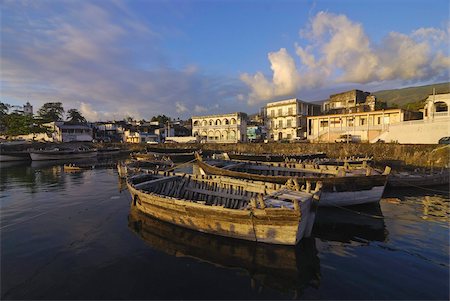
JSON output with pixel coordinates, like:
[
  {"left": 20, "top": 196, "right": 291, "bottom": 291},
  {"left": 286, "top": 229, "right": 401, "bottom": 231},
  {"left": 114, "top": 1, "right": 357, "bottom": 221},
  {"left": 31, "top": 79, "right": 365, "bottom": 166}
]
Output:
[
  {"left": 191, "top": 112, "right": 247, "bottom": 143},
  {"left": 306, "top": 108, "right": 419, "bottom": 143},
  {"left": 44, "top": 121, "right": 93, "bottom": 142},
  {"left": 264, "top": 98, "right": 321, "bottom": 141},
  {"left": 124, "top": 130, "right": 159, "bottom": 144},
  {"left": 380, "top": 92, "right": 450, "bottom": 144},
  {"left": 323, "top": 89, "right": 386, "bottom": 114}
]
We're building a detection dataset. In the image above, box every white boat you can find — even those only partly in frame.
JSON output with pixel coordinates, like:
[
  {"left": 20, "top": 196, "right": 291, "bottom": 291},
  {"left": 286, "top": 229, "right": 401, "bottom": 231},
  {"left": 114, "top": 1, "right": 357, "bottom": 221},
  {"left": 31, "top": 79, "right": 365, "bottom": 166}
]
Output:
[{"left": 29, "top": 148, "right": 98, "bottom": 161}]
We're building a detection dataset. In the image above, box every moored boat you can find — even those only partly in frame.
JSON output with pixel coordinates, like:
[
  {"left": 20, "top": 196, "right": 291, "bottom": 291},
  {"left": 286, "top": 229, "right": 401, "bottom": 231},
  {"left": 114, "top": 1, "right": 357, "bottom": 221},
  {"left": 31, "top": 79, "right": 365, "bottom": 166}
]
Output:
[
  {"left": 0, "top": 150, "right": 31, "bottom": 162},
  {"left": 195, "top": 154, "right": 390, "bottom": 207},
  {"left": 127, "top": 173, "right": 322, "bottom": 245},
  {"left": 387, "top": 170, "right": 449, "bottom": 188},
  {"left": 30, "top": 148, "right": 98, "bottom": 161},
  {"left": 225, "top": 152, "right": 327, "bottom": 162}
]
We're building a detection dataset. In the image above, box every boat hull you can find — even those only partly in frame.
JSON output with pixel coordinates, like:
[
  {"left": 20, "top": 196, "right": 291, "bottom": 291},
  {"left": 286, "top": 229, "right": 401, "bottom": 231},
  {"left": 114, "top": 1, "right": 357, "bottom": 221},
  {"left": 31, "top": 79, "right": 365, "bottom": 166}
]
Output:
[
  {"left": 196, "top": 155, "right": 388, "bottom": 207},
  {"left": 127, "top": 177, "right": 316, "bottom": 245},
  {"left": 30, "top": 150, "right": 98, "bottom": 161},
  {"left": 0, "top": 152, "right": 31, "bottom": 162}
]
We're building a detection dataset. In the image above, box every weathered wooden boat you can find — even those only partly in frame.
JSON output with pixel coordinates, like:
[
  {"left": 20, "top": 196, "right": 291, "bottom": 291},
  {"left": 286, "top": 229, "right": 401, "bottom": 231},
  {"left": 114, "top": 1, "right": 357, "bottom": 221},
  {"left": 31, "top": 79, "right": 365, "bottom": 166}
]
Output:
[
  {"left": 387, "top": 170, "right": 449, "bottom": 188},
  {"left": 117, "top": 159, "right": 173, "bottom": 178},
  {"left": 0, "top": 150, "right": 31, "bottom": 162},
  {"left": 195, "top": 154, "right": 390, "bottom": 207},
  {"left": 127, "top": 173, "right": 322, "bottom": 245},
  {"left": 225, "top": 152, "right": 327, "bottom": 162},
  {"left": 128, "top": 206, "right": 320, "bottom": 294},
  {"left": 134, "top": 151, "right": 194, "bottom": 163},
  {"left": 97, "top": 147, "right": 121, "bottom": 157},
  {"left": 146, "top": 146, "right": 199, "bottom": 154},
  {"left": 29, "top": 148, "right": 98, "bottom": 161}
]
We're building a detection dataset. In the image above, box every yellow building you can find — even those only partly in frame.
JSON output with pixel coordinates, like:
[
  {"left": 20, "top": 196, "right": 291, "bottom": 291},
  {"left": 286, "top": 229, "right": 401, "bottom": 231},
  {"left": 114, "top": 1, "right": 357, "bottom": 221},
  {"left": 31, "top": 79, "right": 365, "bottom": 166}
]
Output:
[
  {"left": 306, "top": 109, "right": 416, "bottom": 142},
  {"left": 265, "top": 98, "right": 320, "bottom": 141},
  {"left": 192, "top": 112, "right": 247, "bottom": 143}
]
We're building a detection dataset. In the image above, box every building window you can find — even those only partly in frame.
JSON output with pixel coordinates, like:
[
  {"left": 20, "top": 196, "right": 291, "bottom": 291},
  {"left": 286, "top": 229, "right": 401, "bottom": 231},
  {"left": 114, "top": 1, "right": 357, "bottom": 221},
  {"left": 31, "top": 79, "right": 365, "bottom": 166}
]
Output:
[
  {"left": 278, "top": 108, "right": 282, "bottom": 116},
  {"left": 360, "top": 118, "right": 366, "bottom": 126},
  {"left": 320, "top": 120, "right": 329, "bottom": 127},
  {"left": 377, "top": 117, "right": 381, "bottom": 124},
  {"left": 278, "top": 120, "right": 283, "bottom": 128},
  {"left": 287, "top": 119, "right": 292, "bottom": 127},
  {"left": 287, "top": 134, "right": 292, "bottom": 139},
  {"left": 270, "top": 110, "right": 275, "bottom": 117},
  {"left": 288, "top": 107, "right": 293, "bottom": 115}
]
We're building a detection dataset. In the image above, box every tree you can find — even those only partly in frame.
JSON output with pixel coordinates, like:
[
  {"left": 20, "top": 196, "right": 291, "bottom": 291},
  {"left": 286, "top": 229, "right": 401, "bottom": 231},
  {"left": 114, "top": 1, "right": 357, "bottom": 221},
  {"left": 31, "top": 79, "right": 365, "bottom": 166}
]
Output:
[
  {"left": 37, "top": 102, "right": 65, "bottom": 122},
  {"left": 0, "top": 102, "right": 10, "bottom": 115},
  {"left": 151, "top": 114, "right": 170, "bottom": 124},
  {"left": 66, "top": 109, "right": 86, "bottom": 123}
]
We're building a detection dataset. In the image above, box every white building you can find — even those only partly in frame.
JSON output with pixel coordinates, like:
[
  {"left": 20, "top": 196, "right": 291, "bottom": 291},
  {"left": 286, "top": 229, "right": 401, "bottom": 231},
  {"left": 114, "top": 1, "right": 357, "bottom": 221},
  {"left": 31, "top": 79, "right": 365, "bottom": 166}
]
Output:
[
  {"left": 264, "top": 98, "right": 321, "bottom": 141},
  {"left": 44, "top": 122, "right": 93, "bottom": 142},
  {"left": 23, "top": 102, "right": 33, "bottom": 116},
  {"left": 192, "top": 112, "right": 247, "bottom": 143},
  {"left": 381, "top": 92, "right": 450, "bottom": 144}
]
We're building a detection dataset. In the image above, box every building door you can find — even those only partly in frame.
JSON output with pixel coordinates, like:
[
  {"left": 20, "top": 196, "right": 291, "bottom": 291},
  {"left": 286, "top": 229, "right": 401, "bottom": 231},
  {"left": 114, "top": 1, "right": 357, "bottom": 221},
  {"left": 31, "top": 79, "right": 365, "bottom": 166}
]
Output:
[{"left": 278, "top": 132, "right": 283, "bottom": 140}]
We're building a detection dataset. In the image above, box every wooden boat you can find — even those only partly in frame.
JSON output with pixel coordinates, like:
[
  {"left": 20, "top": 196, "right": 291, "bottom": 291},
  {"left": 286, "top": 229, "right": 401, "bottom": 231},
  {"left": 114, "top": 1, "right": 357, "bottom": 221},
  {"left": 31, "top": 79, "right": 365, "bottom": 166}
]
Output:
[
  {"left": 195, "top": 153, "right": 391, "bottom": 207},
  {"left": 134, "top": 151, "right": 194, "bottom": 163},
  {"left": 0, "top": 150, "right": 31, "bottom": 162},
  {"left": 29, "top": 148, "right": 98, "bottom": 161},
  {"left": 145, "top": 146, "right": 199, "bottom": 154},
  {"left": 387, "top": 170, "right": 449, "bottom": 188},
  {"left": 127, "top": 173, "right": 322, "bottom": 245},
  {"left": 225, "top": 152, "right": 326, "bottom": 162},
  {"left": 97, "top": 147, "right": 121, "bottom": 156},
  {"left": 117, "top": 159, "right": 173, "bottom": 178},
  {"left": 128, "top": 207, "right": 320, "bottom": 294}
]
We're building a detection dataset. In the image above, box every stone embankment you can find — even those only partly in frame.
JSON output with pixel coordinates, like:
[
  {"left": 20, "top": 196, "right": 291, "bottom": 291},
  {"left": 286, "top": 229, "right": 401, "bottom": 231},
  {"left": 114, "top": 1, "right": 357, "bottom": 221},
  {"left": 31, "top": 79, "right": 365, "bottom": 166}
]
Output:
[{"left": 132, "top": 142, "right": 449, "bottom": 169}]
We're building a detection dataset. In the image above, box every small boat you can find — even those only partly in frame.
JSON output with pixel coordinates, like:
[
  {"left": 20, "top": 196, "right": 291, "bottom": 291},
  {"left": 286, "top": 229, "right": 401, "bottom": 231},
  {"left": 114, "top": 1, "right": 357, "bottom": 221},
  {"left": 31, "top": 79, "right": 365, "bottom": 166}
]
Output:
[
  {"left": 387, "top": 170, "right": 449, "bottom": 188},
  {"left": 63, "top": 164, "right": 85, "bottom": 171},
  {"left": 195, "top": 153, "right": 391, "bottom": 207},
  {"left": 134, "top": 151, "right": 195, "bottom": 163},
  {"left": 225, "top": 152, "right": 327, "bottom": 162},
  {"left": 127, "top": 173, "right": 322, "bottom": 245},
  {"left": 117, "top": 159, "right": 173, "bottom": 178},
  {"left": 97, "top": 147, "right": 121, "bottom": 157},
  {"left": 0, "top": 150, "right": 31, "bottom": 162},
  {"left": 128, "top": 207, "right": 320, "bottom": 294},
  {"left": 29, "top": 148, "right": 98, "bottom": 161}
]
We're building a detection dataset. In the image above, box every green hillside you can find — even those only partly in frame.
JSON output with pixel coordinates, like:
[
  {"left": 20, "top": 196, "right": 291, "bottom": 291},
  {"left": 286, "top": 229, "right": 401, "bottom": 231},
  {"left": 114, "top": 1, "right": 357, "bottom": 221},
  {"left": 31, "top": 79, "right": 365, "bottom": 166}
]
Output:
[{"left": 373, "top": 82, "right": 450, "bottom": 110}]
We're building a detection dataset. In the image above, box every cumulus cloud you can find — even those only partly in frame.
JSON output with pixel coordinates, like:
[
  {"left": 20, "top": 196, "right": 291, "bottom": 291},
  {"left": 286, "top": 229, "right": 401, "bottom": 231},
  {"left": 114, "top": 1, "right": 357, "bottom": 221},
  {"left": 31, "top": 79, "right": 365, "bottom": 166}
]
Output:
[{"left": 240, "top": 11, "right": 450, "bottom": 104}]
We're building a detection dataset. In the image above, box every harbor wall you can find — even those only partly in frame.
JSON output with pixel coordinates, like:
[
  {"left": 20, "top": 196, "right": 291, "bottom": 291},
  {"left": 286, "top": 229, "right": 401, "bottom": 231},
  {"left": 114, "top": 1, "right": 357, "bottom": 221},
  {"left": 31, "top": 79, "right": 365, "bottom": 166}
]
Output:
[{"left": 138, "top": 143, "right": 450, "bottom": 168}]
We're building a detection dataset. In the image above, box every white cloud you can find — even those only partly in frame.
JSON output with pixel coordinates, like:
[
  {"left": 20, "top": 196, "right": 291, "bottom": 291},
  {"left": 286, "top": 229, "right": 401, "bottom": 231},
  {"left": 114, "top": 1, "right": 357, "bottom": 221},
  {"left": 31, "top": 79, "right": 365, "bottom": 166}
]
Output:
[
  {"left": 240, "top": 48, "right": 300, "bottom": 104},
  {"left": 175, "top": 102, "right": 188, "bottom": 113},
  {"left": 194, "top": 105, "right": 208, "bottom": 113},
  {"left": 240, "top": 11, "right": 450, "bottom": 105}
]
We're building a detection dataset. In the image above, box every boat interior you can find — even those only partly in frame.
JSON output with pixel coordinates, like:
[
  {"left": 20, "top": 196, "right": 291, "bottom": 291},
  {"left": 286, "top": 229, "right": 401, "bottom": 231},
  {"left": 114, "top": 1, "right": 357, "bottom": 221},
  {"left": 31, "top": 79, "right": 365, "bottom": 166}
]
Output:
[{"left": 129, "top": 173, "right": 309, "bottom": 210}]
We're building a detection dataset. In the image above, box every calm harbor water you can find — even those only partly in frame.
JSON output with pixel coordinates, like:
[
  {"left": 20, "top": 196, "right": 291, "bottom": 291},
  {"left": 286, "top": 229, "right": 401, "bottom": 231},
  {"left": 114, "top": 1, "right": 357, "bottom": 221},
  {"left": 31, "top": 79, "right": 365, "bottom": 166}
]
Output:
[{"left": 1, "top": 159, "right": 449, "bottom": 300}]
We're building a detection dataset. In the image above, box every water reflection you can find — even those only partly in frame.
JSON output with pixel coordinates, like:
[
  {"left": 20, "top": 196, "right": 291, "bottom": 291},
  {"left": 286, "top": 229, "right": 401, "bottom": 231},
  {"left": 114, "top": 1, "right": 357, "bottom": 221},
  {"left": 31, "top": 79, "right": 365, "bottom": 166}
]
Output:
[
  {"left": 128, "top": 207, "right": 321, "bottom": 297},
  {"left": 313, "top": 203, "right": 388, "bottom": 243}
]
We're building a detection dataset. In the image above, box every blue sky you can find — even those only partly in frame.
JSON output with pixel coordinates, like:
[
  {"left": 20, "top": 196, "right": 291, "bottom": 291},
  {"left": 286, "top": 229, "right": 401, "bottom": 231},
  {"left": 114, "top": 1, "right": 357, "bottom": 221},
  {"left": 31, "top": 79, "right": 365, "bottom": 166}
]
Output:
[{"left": 1, "top": 0, "right": 449, "bottom": 120}]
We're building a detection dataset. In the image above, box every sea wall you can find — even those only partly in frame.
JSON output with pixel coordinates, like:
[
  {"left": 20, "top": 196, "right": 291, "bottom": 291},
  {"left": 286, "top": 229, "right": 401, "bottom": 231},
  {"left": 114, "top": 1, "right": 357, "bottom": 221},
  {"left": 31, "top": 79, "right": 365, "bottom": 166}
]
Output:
[{"left": 138, "top": 142, "right": 449, "bottom": 168}]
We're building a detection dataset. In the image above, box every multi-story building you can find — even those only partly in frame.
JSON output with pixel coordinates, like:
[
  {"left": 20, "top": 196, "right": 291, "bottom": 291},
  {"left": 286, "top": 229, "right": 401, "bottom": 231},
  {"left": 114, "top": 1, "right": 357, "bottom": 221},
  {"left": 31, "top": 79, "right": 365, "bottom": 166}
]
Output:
[
  {"left": 323, "top": 89, "right": 386, "bottom": 114},
  {"left": 191, "top": 112, "right": 247, "bottom": 143},
  {"left": 306, "top": 108, "right": 420, "bottom": 143},
  {"left": 264, "top": 98, "right": 321, "bottom": 141}
]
